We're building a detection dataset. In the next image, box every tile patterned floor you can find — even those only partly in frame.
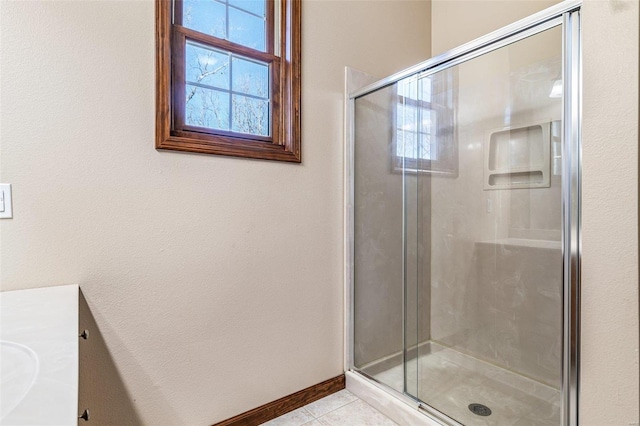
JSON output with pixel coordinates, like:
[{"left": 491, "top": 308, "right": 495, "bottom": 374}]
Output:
[{"left": 261, "top": 390, "right": 397, "bottom": 426}]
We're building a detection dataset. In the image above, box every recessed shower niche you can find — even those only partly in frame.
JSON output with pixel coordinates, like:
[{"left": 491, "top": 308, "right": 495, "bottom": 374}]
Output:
[{"left": 484, "top": 121, "right": 551, "bottom": 190}]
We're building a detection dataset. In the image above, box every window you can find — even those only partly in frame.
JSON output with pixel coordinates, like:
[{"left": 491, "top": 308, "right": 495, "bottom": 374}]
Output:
[
  {"left": 156, "top": 0, "right": 301, "bottom": 162},
  {"left": 393, "top": 72, "right": 458, "bottom": 176},
  {"left": 396, "top": 77, "right": 435, "bottom": 164}
]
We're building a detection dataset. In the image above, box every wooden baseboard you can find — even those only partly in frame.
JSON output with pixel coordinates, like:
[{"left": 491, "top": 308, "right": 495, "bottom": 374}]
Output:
[{"left": 212, "top": 374, "right": 346, "bottom": 426}]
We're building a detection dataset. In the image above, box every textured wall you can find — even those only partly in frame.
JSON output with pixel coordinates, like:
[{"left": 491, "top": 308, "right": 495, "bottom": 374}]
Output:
[
  {"left": 431, "top": 0, "right": 561, "bottom": 56},
  {"left": 0, "top": 0, "right": 431, "bottom": 424},
  {"left": 580, "top": 0, "right": 639, "bottom": 424}
]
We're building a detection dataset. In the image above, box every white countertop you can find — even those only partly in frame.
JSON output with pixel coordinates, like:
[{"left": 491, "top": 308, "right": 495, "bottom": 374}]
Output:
[{"left": 0, "top": 285, "right": 78, "bottom": 426}]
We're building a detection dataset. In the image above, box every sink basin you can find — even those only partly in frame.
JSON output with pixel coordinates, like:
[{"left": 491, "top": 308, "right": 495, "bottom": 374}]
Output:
[{"left": 0, "top": 340, "right": 39, "bottom": 420}]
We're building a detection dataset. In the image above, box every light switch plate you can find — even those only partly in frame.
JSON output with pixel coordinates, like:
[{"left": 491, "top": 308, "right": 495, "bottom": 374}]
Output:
[{"left": 0, "top": 184, "right": 13, "bottom": 219}]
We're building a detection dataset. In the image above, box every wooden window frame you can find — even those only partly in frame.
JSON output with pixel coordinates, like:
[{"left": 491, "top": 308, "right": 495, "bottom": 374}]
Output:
[{"left": 156, "top": 0, "right": 301, "bottom": 162}]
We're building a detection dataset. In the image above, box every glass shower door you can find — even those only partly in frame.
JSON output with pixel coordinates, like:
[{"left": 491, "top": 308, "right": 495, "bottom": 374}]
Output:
[
  {"left": 351, "top": 75, "right": 430, "bottom": 398},
  {"left": 405, "top": 24, "right": 564, "bottom": 425},
  {"left": 351, "top": 4, "right": 581, "bottom": 424}
]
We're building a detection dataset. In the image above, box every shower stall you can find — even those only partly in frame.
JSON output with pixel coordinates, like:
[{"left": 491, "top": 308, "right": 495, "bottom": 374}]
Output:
[{"left": 346, "top": 2, "right": 581, "bottom": 425}]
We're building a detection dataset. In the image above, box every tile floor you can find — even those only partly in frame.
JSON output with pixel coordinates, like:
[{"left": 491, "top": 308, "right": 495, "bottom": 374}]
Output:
[{"left": 261, "top": 390, "right": 397, "bottom": 426}]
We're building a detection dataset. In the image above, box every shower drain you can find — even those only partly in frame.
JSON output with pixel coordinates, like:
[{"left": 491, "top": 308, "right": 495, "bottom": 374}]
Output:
[{"left": 468, "top": 403, "right": 492, "bottom": 416}]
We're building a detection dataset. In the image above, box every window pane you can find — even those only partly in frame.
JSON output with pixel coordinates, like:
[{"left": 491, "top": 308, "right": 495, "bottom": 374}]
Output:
[
  {"left": 186, "top": 85, "right": 230, "bottom": 131},
  {"left": 420, "top": 76, "right": 432, "bottom": 101},
  {"left": 398, "top": 103, "right": 418, "bottom": 131},
  {"left": 419, "top": 108, "right": 434, "bottom": 134},
  {"left": 229, "top": 8, "right": 266, "bottom": 51},
  {"left": 397, "top": 130, "right": 417, "bottom": 158},
  {"left": 182, "top": 0, "right": 226, "bottom": 39},
  {"left": 232, "top": 95, "right": 269, "bottom": 136},
  {"left": 186, "top": 42, "right": 230, "bottom": 90},
  {"left": 397, "top": 131, "right": 432, "bottom": 160},
  {"left": 399, "top": 77, "right": 432, "bottom": 102},
  {"left": 419, "top": 133, "right": 432, "bottom": 160},
  {"left": 228, "top": 0, "right": 265, "bottom": 17},
  {"left": 231, "top": 57, "right": 268, "bottom": 98}
]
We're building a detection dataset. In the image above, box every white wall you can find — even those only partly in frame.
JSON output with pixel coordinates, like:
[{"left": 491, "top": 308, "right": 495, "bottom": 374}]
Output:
[
  {"left": 431, "top": 0, "right": 560, "bottom": 55},
  {"left": 431, "top": 0, "right": 639, "bottom": 424},
  {"left": 580, "top": 0, "right": 639, "bottom": 424},
  {"left": 0, "top": 0, "right": 431, "bottom": 424}
]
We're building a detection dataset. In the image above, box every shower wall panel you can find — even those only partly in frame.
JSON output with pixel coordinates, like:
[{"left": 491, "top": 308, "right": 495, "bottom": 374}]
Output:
[
  {"left": 353, "top": 86, "right": 404, "bottom": 368},
  {"left": 429, "top": 26, "right": 563, "bottom": 387},
  {"left": 404, "top": 156, "right": 432, "bottom": 396},
  {"left": 353, "top": 84, "right": 432, "bottom": 373},
  {"left": 473, "top": 241, "right": 562, "bottom": 387}
]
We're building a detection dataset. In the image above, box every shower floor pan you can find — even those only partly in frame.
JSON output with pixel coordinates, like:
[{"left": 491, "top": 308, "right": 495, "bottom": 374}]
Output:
[{"left": 359, "top": 342, "right": 560, "bottom": 425}]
